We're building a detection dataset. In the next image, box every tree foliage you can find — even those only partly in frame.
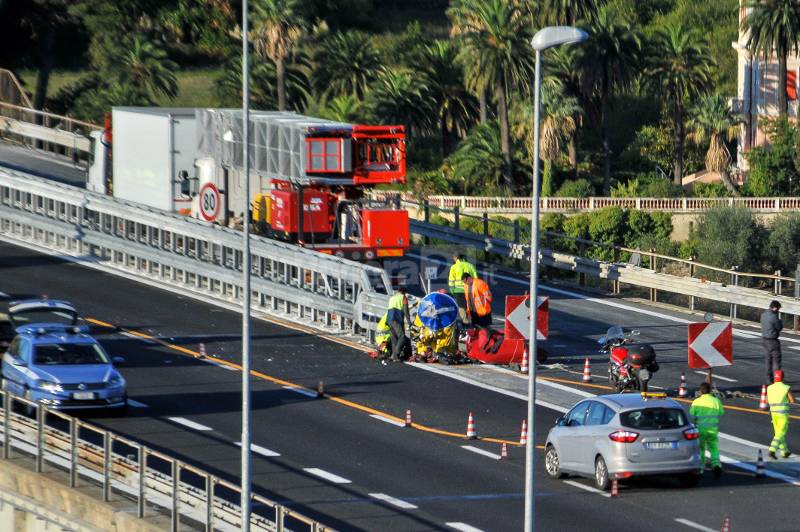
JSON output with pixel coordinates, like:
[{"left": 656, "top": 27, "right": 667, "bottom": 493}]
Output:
[{"left": 693, "top": 206, "right": 764, "bottom": 271}]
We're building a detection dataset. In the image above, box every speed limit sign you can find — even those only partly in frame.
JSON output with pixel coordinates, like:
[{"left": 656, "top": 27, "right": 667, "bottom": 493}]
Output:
[{"left": 198, "top": 183, "right": 221, "bottom": 221}]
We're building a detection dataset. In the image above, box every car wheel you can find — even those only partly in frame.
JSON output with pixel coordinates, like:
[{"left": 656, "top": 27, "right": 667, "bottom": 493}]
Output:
[
  {"left": 594, "top": 456, "right": 610, "bottom": 491},
  {"left": 679, "top": 473, "right": 701, "bottom": 488},
  {"left": 544, "top": 445, "right": 564, "bottom": 479}
]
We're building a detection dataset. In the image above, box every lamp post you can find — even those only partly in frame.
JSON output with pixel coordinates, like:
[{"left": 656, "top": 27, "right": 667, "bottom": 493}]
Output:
[
  {"left": 526, "top": 26, "right": 588, "bottom": 532},
  {"left": 240, "top": 0, "right": 252, "bottom": 530}
]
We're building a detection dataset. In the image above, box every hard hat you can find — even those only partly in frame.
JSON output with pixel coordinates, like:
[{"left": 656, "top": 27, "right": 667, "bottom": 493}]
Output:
[{"left": 774, "top": 370, "right": 784, "bottom": 382}]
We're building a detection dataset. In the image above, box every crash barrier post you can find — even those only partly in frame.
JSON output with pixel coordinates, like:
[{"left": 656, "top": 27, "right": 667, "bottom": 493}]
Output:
[
  {"left": 0, "top": 168, "right": 391, "bottom": 344},
  {"left": 0, "top": 390, "right": 333, "bottom": 531}
]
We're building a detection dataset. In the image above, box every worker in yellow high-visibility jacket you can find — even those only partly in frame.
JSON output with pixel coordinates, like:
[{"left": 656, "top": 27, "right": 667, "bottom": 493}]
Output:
[
  {"left": 767, "top": 370, "right": 796, "bottom": 459},
  {"left": 689, "top": 382, "right": 724, "bottom": 477},
  {"left": 448, "top": 253, "right": 477, "bottom": 325}
]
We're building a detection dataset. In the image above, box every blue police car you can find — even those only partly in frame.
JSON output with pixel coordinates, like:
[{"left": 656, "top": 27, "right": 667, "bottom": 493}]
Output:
[{"left": 1, "top": 301, "right": 127, "bottom": 411}]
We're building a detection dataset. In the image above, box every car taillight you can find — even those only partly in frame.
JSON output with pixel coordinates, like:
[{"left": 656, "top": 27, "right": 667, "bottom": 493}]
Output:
[
  {"left": 683, "top": 427, "right": 700, "bottom": 440},
  {"left": 609, "top": 430, "right": 639, "bottom": 443}
]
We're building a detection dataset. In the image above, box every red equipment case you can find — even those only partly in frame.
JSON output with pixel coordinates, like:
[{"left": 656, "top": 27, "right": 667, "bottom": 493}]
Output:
[
  {"left": 269, "top": 189, "right": 334, "bottom": 237},
  {"left": 361, "top": 209, "right": 409, "bottom": 253}
]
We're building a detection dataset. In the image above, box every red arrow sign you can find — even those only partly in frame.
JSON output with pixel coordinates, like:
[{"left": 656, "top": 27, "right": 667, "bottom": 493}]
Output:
[
  {"left": 505, "top": 295, "right": 548, "bottom": 341},
  {"left": 688, "top": 321, "right": 733, "bottom": 369}
]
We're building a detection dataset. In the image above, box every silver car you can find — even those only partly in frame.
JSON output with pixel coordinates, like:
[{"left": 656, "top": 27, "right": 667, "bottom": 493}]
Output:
[{"left": 544, "top": 394, "right": 701, "bottom": 490}]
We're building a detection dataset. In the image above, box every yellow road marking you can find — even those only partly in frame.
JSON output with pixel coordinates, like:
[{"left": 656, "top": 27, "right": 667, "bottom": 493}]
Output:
[
  {"left": 88, "top": 317, "right": 530, "bottom": 447},
  {"left": 539, "top": 375, "right": 800, "bottom": 421}
]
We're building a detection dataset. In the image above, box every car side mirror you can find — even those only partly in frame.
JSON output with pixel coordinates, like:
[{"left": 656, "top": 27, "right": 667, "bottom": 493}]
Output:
[
  {"left": 112, "top": 356, "right": 125, "bottom": 365},
  {"left": 11, "top": 357, "right": 24, "bottom": 366},
  {"left": 556, "top": 416, "right": 566, "bottom": 426}
]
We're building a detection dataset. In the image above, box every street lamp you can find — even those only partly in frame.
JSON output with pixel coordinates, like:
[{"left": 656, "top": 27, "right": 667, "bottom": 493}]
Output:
[
  {"left": 525, "top": 25, "right": 588, "bottom": 532},
  {"left": 240, "top": 0, "right": 253, "bottom": 530}
]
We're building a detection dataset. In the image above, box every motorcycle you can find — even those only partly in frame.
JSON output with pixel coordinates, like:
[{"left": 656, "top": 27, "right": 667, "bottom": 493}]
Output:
[{"left": 597, "top": 326, "right": 659, "bottom": 393}]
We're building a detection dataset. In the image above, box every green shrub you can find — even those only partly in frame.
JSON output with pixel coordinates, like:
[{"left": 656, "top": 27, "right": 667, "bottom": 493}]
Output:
[
  {"left": 692, "top": 182, "right": 729, "bottom": 197},
  {"left": 555, "top": 178, "right": 594, "bottom": 197},
  {"left": 766, "top": 212, "right": 800, "bottom": 274},
  {"left": 694, "top": 206, "right": 763, "bottom": 271}
]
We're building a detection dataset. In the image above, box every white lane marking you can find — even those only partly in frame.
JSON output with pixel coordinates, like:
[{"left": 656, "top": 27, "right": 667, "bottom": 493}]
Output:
[
  {"left": 282, "top": 386, "right": 318, "bottom": 398},
  {"left": 563, "top": 480, "right": 611, "bottom": 498},
  {"left": 718, "top": 432, "right": 764, "bottom": 449},
  {"left": 167, "top": 417, "right": 213, "bottom": 431},
  {"left": 790, "top": 345, "right": 800, "bottom": 351},
  {"left": 461, "top": 445, "right": 501, "bottom": 460},
  {"left": 0, "top": 291, "right": 9, "bottom": 298},
  {"left": 446, "top": 522, "right": 485, "bottom": 532},
  {"left": 126, "top": 399, "right": 148, "bottom": 408},
  {"left": 118, "top": 331, "right": 157, "bottom": 344},
  {"left": 674, "top": 518, "right": 717, "bottom": 532},
  {"left": 368, "top": 493, "right": 418, "bottom": 509},
  {"left": 720, "top": 454, "right": 800, "bottom": 487},
  {"left": 304, "top": 468, "right": 351, "bottom": 484},
  {"left": 204, "top": 359, "right": 238, "bottom": 371},
  {"left": 693, "top": 370, "right": 737, "bottom": 383},
  {"left": 235, "top": 441, "right": 280, "bottom": 457},
  {"left": 409, "top": 362, "right": 570, "bottom": 412},
  {"left": 369, "top": 414, "right": 407, "bottom": 427},
  {"left": 537, "top": 376, "right": 596, "bottom": 398}
]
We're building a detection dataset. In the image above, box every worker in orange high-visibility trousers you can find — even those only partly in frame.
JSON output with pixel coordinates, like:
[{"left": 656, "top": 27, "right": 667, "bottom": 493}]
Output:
[
  {"left": 462, "top": 272, "right": 493, "bottom": 332},
  {"left": 767, "top": 370, "right": 796, "bottom": 459}
]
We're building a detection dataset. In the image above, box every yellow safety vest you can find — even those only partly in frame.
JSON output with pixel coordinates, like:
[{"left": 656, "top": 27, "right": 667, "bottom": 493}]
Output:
[
  {"left": 448, "top": 259, "right": 478, "bottom": 294},
  {"left": 689, "top": 393, "right": 724, "bottom": 432},
  {"left": 375, "top": 313, "right": 390, "bottom": 343},
  {"left": 387, "top": 293, "right": 405, "bottom": 310},
  {"left": 767, "top": 382, "right": 791, "bottom": 415}
]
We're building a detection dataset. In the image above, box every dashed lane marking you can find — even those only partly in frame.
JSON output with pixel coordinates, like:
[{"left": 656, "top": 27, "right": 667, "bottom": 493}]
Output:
[
  {"left": 720, "top": 454, "right": 800, "bottom": 487},
  {"left": 368, "top": 493, "right": 418, "bottom": 509},
  {"left": 563, "top": 480, "right": 611, "bottom": 498},
  {"left": 282, "top": 386, "right": 319, "bottom": 398},
  {"left": 693, "top": 370, "right": 737, "bottom": 382},
  {"left": 126, "top": 399, "right": 148, "bottom": 408},
  {"left": 0, "top": 292, "right": 9, "bottom": 298},
  {"left": 370, "top": 414, "right": 407, "bottom": 427},
  {"left": 167, "top": 417, "right": 213, "bottom": 431},
  {"left": 461, "top": 445, "right": 501, "bottom": 460},
  {"left": 235, "top": 441, "right": 280, "bottom": 458},
  {"left": 304, "top": 468, "right": 351, "bottom": 484},
  {"left": 446, "top": 522, "right": 485, "bottom": 532},
  {"left": 118, "top": 331, "right": 157, "bottom": 344},
  {"left": 674, "top": 518, "right": 718, "bottom": 532}
]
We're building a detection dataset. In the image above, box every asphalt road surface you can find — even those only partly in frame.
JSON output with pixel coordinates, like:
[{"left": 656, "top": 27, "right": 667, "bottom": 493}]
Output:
[{"left": 2, "top": 239, "right": 799, "bottom": 532}]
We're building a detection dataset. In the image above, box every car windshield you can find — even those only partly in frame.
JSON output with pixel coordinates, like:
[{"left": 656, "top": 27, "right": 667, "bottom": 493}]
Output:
[
  {"left": 33, "top": 343, "right": 108, "bottom": 365},
  {"left": 620, "top": 408, "right": 687, "bottom": 430},
  {"left": 11, "top": 309, "right": 76, "bottom": 327}
]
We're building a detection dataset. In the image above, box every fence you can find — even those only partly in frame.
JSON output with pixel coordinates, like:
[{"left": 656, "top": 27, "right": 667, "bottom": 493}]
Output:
[
  {"left": 0, "top": 391, "right": 330, "bottom": 531},
  {"left": 372, "top": 191, "right": 800, "bottom": 214},
  {"left": 0, "top": 167, "right": 391, "bottom": 343}
]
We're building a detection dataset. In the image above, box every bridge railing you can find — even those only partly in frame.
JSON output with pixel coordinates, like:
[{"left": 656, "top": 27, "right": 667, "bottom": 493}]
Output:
[
  {"left": 0, "top": 167, "right": 391, "bottom": 343},
  {"left": 1, "top": 391, "right": 332, "bottom": 531},
  {"left": 371, "top": 191, "right": 800, "bottom": 214}
]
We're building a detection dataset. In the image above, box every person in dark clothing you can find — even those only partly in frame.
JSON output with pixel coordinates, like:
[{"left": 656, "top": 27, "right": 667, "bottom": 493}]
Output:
[{"left": 761, "top": 300, "right": 783, "bottom": 384}]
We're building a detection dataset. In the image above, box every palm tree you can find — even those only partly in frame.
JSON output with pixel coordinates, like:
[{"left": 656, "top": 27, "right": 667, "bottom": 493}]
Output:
[
  {"left": 312, "top": 30, "right": 381, "bottom": 100},
  {"left": 117, "top": 37, "right": 179, "bottom": 100},
  {"left": 688, "top": 94, "right": 744, "bottom": 196},
  {"left": 546, "top": 46, "right": 585, "bottom": 179},
  {"left": 448, "top": 121, "right": 506, "bottom": 194},
  {"left": 308, "top": 94, "right": 368, "bottom": 123},
  {"left": 422, "top": 40, "right": 479, "bottom": 156},
  {"left": 447, "top": 0, "right": 491, "bottom": 124},
  {"left": 743, "top": 0, "right": 800, "bottom": 117},
  {"left": 447, "top": 0, "right": 534, "bottom": 191},
  {"left": 646, "top": 22, "right": 714, "bottom": 185},
  {"left": 215, "top": 53, "right": 310, "bottom": 110},
  {"left": 577, "top": 8, "right": 642, "bottom": 194},
  {"left": 512, "top": 83, "right": 581, "bottom": 196},
  {"left": 542, "top": 0, "right": 607, "bottom": 24},
  {"left": 251, "top": 0, "right": 305, "bottom": 111},
  {"left": 368, "top": 69, "right": 435, "bottom": 140}
]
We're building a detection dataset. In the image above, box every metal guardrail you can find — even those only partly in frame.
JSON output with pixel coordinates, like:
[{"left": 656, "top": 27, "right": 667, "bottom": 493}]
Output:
[
  {"left": 372, "top": 191, "right": 800, "bottom": 214},
  {"left": 0, "top": 69, "right": 32, "bottom": 108},
  {"left": 0, "top": 391, "right": 331, "bottom": 531},
  {"left": 0, "top": 167, "right": 391, "bottom": 342}
]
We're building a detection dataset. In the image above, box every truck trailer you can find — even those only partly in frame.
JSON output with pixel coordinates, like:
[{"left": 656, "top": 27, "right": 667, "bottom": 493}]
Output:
[{"left": 87, "top": 107, "right": 410, "bottom": 261}]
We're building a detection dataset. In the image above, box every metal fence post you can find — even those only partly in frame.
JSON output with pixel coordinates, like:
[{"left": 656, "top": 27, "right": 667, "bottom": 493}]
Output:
[
  {"left": 483, "top": 212, "right": 489, "bottom": 261},
  {"left": 35, "top": 404, "right": 44, "bottom": 473},
  {"left": 103, "top": 431, "right": 111, "bottom": 502},
  {"left": 69, "top": 418, "right": 78, "bottom": 488},
  {"left": 2, "top": 392, "right": 9, "bottom": 459},
  {"left": 171, "top": 460, "right": 179, "bottom": 532},
  {"left": 277, "top": 505, "right": 285, "bottom": 532},
  {"left": 138, "top": 446, "right": 146, "bottom": 518},
  {"left": 453, "top": 206, "right": 460, "bottom": 231},
  {"left": 730, "top": 268, "right": 738, "bottom": 320},
  {"left": 423, "top": 201, "right": 430, "bottom": 246},
  {"left": 795, "top": 265, "right": 800, "bottom": 331},
  {"left": 206, "top": 475, "right": 214, "bottom": 532},
  {"left": 775, "top": 270, "right": 782, "bottom": 295}
]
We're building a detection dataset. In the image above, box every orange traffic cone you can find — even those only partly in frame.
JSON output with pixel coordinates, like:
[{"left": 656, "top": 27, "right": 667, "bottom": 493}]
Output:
[
  {"left": 678, "top": 373, "right": 688, "bottom": 398},
  {"left": 611, "top": 478, "right": 618, "bottom": 497},
  {"left": 405, "top": 409, "right": 412, "bottom": 427},
  {"left": 199, "top": 343, "right": 207, "bottom": 358},
  {"left": 466, "top": 412, "right": 477, "bottom": 439},
  {"left": 500, "top": 443, "right": 508, "bottom": 460},
  {"left": 582, "top": 358, "right": 592, "bottom": 382},
  {"left": 317, "top": 381, "right": 324, "bottom": 397},
  {"left": 756, "top": 449, "right": 765, "bottom": 478},
  {"left": 721, "top": 515, "right": 730, "bottom": 532},
  {"left": 520, "top": 349, "right": 529, "bottom": 374},
  {"left": 519, "top": 419, "right": 528, "bottom": 446},
  {"left": 759, "top": 385, "right": 768, "bottom": 410}
]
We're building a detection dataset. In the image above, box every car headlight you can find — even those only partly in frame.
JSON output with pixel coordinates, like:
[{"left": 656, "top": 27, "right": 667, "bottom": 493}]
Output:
[
  {"left": 34, "top": 380, "right": 63, "bottom": 393},
  {"left": 108, "top": 375, "right": 124, "bottom": 388}
]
